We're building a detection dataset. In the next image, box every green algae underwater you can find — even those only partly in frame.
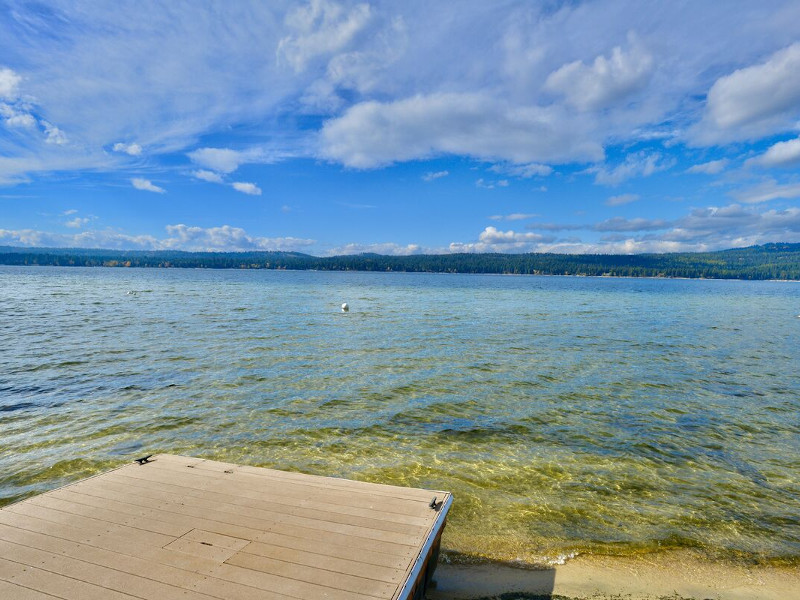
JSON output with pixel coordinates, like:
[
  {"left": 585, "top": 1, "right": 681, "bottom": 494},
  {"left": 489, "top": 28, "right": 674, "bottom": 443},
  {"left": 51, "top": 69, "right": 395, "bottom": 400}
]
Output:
[{"left": 1, "top": 266, "right": 799, "bottom": 566}]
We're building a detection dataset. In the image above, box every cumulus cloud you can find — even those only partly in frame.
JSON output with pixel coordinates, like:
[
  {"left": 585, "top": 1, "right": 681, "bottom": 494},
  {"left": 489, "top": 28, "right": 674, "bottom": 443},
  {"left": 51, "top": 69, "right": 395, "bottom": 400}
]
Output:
[
  {"left": 231, "top": 181, "right": 262, "bottom": 195},
  {"left": 65, "top": 217, "right": 89, "bottom": 228},
  {"left": 0, "top": 103, "right": 35, "bottom": 128},
  {"left": 162, "top": 224, "right": 313, "bottom": 251},
  {"left": 730, "top": 179, "right": 800, "bottom": 204},
  {"left": 544, "top": 36, "right": 653, "bottom": 111},
  {"left": 606, "top": 193, "right": 639, "bottom": 206},
  {"left": 113, "top": 142, "right": 142, "bottom": 156},
  {"left": 0, "top": 224, "right": 316, "bottom": 252},
  {"left": 0, "top": 67, "right": 21, "bottom": 99},
  {"left": 422, "top": 170, "right": 448, "bottom": 181},
  {"left": 320, "top": 92, "right": 603, "bottom": 168},
  {"left": 188, "top": 147, "right": 281, "bottom": 174},
  {"left": 192, "top": 169, "right": 224, "bottom": 183},
  {"left": 0, "top": 228, "right": 160, "bottom": 250},
  {"left": 686, "top": 159, "right": 728, "bottom": 174},
  {"left": 188, "top": 148, "right": 252, "bottom": 174},
  {"left": 449, "top": 226, "right": 554, "bottom": 253},
  {"left": 693, "top": 43, "right": 800, "bottom": 144},
  {"left": 593, "top": 152, "right": 673, "bottom": 185},
  {"left": 131, "top": 178, "right": 166, "bottom": 193},
  {"left": 42, "top": 121, "right": 68, "bottom": 145},
  {"left": 747, "top": 137, "right": 800, "bottom": 168}
]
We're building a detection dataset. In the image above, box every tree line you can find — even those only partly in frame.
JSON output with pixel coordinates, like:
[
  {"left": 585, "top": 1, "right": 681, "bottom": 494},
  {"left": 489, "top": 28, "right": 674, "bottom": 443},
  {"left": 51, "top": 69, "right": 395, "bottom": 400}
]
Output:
[{"left": 1, "top": 243, "right": 799, "bottom": 280}]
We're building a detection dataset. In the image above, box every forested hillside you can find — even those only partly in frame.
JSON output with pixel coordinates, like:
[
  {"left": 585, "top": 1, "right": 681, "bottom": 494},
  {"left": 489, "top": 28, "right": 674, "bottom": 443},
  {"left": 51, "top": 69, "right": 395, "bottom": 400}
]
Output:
[{"left": 1, "top": 243, "right": 799, "bottom": 280}]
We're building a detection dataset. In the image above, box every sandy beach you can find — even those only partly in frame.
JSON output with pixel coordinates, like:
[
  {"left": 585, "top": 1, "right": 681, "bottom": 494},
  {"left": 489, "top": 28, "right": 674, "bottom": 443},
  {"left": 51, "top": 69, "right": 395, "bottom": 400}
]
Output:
[{"left": 429, "top": 550, "right": 800, "bottom": 600}]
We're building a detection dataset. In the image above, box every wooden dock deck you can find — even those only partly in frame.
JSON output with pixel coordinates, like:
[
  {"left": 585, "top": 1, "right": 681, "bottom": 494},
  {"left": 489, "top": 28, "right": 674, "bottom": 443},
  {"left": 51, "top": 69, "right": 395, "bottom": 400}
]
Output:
[{"left": 0, "top": 454, "right": 452, "bottom": 600}]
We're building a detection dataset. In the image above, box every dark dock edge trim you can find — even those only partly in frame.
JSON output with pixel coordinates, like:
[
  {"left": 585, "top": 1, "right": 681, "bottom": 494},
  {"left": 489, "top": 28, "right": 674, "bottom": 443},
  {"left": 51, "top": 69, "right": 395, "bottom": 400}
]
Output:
[{"left": 397, "top": 493, "right": 453, "bottom": 600}]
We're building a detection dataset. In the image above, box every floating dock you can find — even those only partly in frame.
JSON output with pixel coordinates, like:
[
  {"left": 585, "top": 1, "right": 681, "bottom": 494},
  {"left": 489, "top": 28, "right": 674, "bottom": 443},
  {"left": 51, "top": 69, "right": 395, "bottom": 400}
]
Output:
[{"left": 0, "top": 454, "right": 452, "bottom": 599}]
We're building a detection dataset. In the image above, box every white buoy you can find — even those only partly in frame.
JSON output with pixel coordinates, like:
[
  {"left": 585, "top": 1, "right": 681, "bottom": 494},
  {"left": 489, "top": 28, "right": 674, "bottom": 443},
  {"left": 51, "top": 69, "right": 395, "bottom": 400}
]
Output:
[{"left": 341, "top": 303, "right": 349, "bottom": 313}]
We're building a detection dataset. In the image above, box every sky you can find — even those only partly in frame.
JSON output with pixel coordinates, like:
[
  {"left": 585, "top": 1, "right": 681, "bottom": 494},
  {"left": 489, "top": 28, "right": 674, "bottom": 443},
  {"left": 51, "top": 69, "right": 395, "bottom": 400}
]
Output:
[{"left": 2, "top": 1, "right": 800, "bottom": 256}]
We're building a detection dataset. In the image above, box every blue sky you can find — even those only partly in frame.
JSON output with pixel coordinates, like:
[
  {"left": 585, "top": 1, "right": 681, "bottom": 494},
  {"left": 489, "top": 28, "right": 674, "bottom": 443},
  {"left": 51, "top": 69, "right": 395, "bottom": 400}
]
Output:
[{"left": 2, "top": 0, "right": 800, "bottom": 255}]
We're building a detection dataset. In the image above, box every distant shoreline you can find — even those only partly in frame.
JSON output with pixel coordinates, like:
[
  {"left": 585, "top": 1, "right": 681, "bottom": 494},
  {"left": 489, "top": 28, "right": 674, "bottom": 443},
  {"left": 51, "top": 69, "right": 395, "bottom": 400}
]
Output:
[
  {"left": 2, "top": 261, "right": 800, "bottom": 283},
  {"left": 2, "top": 242, "right": 800, "bottom": 281}
]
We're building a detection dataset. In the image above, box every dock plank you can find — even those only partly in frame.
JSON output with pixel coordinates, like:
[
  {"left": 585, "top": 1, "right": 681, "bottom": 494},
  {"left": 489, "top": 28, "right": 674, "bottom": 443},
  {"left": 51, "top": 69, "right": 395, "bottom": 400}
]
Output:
[
  {"left": 108, "top": 466, "right": 434, "bottom": 523},
  {"left": 0, "top": 454, "right": 451, "bottom": 600},
  {"left": 0, "top": 579, "right": 61, "bottom": 600},
  {"left": 117, "top": 461, "right": 436, "bottom": 520}
]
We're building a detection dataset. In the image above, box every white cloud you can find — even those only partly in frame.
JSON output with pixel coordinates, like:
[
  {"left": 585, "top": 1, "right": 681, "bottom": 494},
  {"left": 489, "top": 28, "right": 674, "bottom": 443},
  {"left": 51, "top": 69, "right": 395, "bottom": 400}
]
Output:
[
  {"left": 544, "top": 36, "right": 653, "bottom": 111},
  {"left": 490, "top": 163, "right": 553, "bottom": 178},
  {"left": 192, "top": 169, "right": 224, "bottom": 183},
  {"left": 747, "top": 137, "right": 800, "bottom": 168},
  {"left": 5, "top": 113, "right": 36, "bottom": 128},
  {"left": 1, "top": 2, "right": 800, "bottom": 193},
  {"left": 231, "top": 181, "right": 262, "bottom": 195},
  {"left": 449, "top": 226, "right": 553, "bottom": 253},
  {"left": 489, "top": 213, "right": 539, "bottom": 221},
  {"left": 0, "top": 224, "right": 316, "bottom": 252},
  {"left": 686, "top": 159, "right": 728, "bottom": 174},
  {"left": 113, "top": 142, "right": 142, "bottom": 156},
  {"left": 188, "top": 147, "right": 281, "bottom": 174},
  {"left": 277, "top": 0, "right": 372, "bottom": 73},
  {"left": 606, "top": 193, "right": 639, "bottom": 206},
  {"left": 42, "top": 121, "right": 68, "bottom": 145},
  {"left": 422, "top": 170, "right": 448, "bottom": 181},
  {"left": 730, "top": 179, "right": 800, "bottom": 204},
  {"left": 1, "top": 103, "right": 35, "bottom": 128},
  {"left": 320, "top": 92, "right": 603, "bottom": 168},
  {"left": 63, "top": 209, "right": 78, "bottom": 215},
  {"left": 593, "top": 152, "right": 673, "bottom": 185},
  {"left": 0, "top": 67, "right": 21, "bottom": 99},
  {"left": 131, "top": 178, "right": 166, "bottom": 194},
  {"left": 163, "top": 224, "right": 314, "bottom": 251},
  {"left": 0, "top": 228, "right": 160, "bottom": 250},
  {"left": 521, "top": 203, "right": 800, "bottom": 253},
  {"left": 188, "top": 148, "right": 249, "bottom": 174},
  {"left": 65, "top": 217, "right": 89, "bottom": 228},
  {"left": 693, "top": 43, "right": 800, "bottom": 144}
]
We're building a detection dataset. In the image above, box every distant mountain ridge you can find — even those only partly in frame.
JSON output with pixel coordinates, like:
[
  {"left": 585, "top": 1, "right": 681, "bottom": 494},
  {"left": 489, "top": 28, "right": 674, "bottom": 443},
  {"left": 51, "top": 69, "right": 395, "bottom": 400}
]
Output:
[{"left": 1, "top": 243, "right": 799, "bottom": 280}]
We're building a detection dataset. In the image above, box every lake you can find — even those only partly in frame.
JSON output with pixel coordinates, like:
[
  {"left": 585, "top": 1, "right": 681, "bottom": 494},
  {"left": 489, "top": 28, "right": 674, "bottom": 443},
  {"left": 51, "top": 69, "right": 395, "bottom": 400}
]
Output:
[{"left": 1, "top": 266, "right": 798, "bottom": 565}]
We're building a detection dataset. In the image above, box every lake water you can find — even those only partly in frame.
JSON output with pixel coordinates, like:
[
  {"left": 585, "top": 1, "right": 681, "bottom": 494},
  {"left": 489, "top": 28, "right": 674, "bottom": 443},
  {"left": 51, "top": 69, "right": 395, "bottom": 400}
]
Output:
[{"left": 1, "top": 266, "right": 799, "bottom": 565}]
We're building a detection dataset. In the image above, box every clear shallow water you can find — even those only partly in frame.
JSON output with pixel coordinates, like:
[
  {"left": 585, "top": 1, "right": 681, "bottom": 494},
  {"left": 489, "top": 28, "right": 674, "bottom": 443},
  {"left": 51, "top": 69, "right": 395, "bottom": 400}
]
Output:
[{"left": 1, "top": 266, "right": 799, "bottom": 565}]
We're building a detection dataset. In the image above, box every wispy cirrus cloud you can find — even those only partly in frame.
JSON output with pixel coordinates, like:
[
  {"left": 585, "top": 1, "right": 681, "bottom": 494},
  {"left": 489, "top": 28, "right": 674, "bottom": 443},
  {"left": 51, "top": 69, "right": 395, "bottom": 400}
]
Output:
[
  {"left": 489, "top": 213, "right": 539, "bottom": 221},
  {"left": 687, "top": 159, "right": 728, "bottom": 175},
  {"left": 731, "top": 179, "right": 800, "bottom": 204},
  {"left": 422, "top": 170, "right": 448, "bottom": 181},
  {"left": 592, "top": 152, "right": 674, "bottom": 185},
  {"left": 606, "top": 193, "right": 639, "bottom": 206}
]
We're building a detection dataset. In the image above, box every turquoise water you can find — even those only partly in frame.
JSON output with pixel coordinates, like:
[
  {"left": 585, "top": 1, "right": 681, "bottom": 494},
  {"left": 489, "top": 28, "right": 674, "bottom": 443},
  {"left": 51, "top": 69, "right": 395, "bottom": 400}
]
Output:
[{"left": 1, "top": 266, "right": 799, "bottom": 564}]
